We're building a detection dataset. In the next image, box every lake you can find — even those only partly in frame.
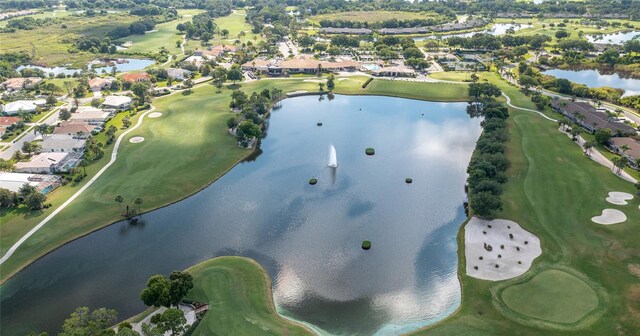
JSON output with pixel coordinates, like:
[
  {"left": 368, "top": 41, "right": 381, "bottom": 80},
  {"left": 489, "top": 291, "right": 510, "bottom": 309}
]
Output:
[
  {"left": 414, "top": 23, "right": 532, "bottom": 41},
  {"left": 0, "top": 95, "right": 482, "bottom": 336},
  {"left": 88, "top": 58, "right": 155, "bottom": 73},
  {"left": 16, "top": 65, "right": 82, "bottom": 76},
  {"left": 543, "top": 69, "right": 640, "bottom": 97},
  {"left": 587, "top": 31, "right": 640, "bottom": 45}
]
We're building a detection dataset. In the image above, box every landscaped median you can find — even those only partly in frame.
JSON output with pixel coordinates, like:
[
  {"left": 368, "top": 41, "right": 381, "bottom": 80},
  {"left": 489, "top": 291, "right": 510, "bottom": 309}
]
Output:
[{"left": 0, "top": 76, "right": 471, "bottom": 283}]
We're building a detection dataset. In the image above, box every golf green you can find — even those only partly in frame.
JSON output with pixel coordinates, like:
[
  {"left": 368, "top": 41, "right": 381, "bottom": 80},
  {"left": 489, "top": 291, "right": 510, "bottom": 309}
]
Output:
[{"left": 501, "top": 270, "right": 599, "bottom": 324}]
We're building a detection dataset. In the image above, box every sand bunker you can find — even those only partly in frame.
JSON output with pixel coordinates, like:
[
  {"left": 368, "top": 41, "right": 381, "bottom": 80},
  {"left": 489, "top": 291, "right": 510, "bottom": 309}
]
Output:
[
  {"left": 465, "top": 217, "right": 542, "bottom": 281},
  {"left": 605, "top": 191, "right": 634, "bottom": 205},
  {"left": 129, "top": 136, "right": 145, "bottom": 143},
  {"left": 591, "top": 209, "right": 626, "bottom": 225},
  {"left": 148, "top": 112, "right": 163, "bottom": 118}
]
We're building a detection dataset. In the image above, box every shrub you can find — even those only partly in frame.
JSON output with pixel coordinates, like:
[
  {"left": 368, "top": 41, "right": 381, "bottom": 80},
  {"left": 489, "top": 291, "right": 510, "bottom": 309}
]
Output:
[
  {"left": 362, "top": 240, "right": 372, "bottom": 250},
  {"left": 365, "top": 147, "right": 375, "bottom": 155},
  {"left": 405, "top": 178, "right": 413, "bottom": 184},
  {"left": 309, "top": 178, "right": 318, "bottom": 185},
  {"left": 362, "top": 77, "right": 373, "bottom": 88}
]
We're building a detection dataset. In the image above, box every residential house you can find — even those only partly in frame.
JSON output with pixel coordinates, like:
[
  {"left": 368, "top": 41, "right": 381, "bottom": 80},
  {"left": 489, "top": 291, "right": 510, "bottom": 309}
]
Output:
[
  {"left": 551, "top": 99, "right": 637, "bottom": 135},
  {"left": 102, "top": 95, "right": 132, "bottom": 111},
  {"left": 122, "top": 73, "right": 151, "bottom": 83},
  {"left": 70, "top": 106, "right": 112, "bottom": 124},
  {"left": 14, "top": 152, "right": 79, "bottom": 173},
  {"left": 609, "top": 137, "right": 640, "bottom": 169},
  {"left": 41, "top": 134, "right": 86, "bottom": 153},
  {"left": 1, "top": 99, "right": 46, "bottom": 115},
  {"left": 0, "top": 172, "right": 62, "bottom": 194},
  {"left": 53, "top": 122, "right": 97, "bottom": 138},
  {"left": 199, "top": 44, "right": 238, "bottom": 59},
  {"left": 0, "top": 116, "right": 21, "bottom": 135},
  {"left": 1, "top": 77, "right": 43, "bottom": 92},
  {"left": 166, "top": 68, "right": 192, "bottom": 80},
  {"left": 89, "top": 77, "right": 115, "bottom": 91}
]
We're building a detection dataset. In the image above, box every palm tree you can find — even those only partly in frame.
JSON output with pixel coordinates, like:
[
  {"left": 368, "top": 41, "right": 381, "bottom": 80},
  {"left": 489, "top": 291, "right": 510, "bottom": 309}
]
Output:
[
  {"left": 583, "top": 141, "right": 594, "bottom": 156},
  {"left": 619, "top": 144, "right": 630, "bottom": 155},
  {"left": 134, "top": 197, "right": 143, "bottom": 212},
  {"left": 33, "top": 124, "right": 49, "bottom": 137}
]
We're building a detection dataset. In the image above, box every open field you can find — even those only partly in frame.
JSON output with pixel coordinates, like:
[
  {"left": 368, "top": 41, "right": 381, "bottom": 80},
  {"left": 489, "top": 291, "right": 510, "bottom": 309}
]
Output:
[
  {"left": 185, "top": 256, "right": 312, "bottom": 335},
  {"left": 0, "top": 10, "right": 73, "bottom": 28},
  {"left": 183, "top": 10, "right": 260, "bottom": 53},
  {"left": 116, "top": 9, "right": 203, "bottom": 55},
  {"left": 0, "top": 12, "right": 137, "bottom": 66},
  {"left": 308, "top": 11, "right": 443, "bottom": 24},
  {"left": 413, "top": 71, "right": 640, "bottom": 335},
  {"left": 0, "top": 76, "right": 471, "bottom": 283}
]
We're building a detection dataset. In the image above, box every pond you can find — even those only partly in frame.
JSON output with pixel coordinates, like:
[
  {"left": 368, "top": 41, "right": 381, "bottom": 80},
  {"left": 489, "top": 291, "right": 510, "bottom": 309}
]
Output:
[
  {"left": 0, "top": 95, "right": 482, "bottom": 336},
  {"left": 16, "top": 65, "right": 82, "bottom": 77},
  {"left": 413, "top": 23, "right": 532, "bottom": 41},
  {"left": 88, "top": 58, "right": 156, "bottom": 73},
  {"left": 543, "top": 69, "right": 640, "bottom": 97},
  {"left": 586, "top": 31, "right": 640, "bottom": 45}
]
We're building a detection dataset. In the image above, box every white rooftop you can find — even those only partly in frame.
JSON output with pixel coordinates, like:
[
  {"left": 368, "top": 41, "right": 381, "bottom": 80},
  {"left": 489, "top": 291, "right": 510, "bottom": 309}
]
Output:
[
  {"left": 0, "top": 172, "right": 40, "bottom": 192},
  {"left": 15, "top": 152, "right": 69, "bottom": 170},
  {"left": 102, "top": 95, "right": 132, "bottom": 107},
  {"left": 2, "top": 100, "right": 46, "bottom": 114}
]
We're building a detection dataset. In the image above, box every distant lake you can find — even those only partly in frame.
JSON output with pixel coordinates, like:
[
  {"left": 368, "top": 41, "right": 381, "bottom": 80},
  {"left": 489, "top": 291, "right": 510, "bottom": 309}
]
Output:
[
  {"left": 586, "top": 31, "right": 640, "bottom": 45},
  {"left": 17, "top": 65, "right": 82, "bottom": 76},
  {"left": 543, "top": 69, "right": 640, "bottom": 97},
  {"left": 88, "top": 58, "right": 156, "bottom": 73},
  {"left": 0, "top": 95, "right": 482, "bottom": 336},
  {"left": 414, "top": 23, "right": 532, "bottom": 41}
]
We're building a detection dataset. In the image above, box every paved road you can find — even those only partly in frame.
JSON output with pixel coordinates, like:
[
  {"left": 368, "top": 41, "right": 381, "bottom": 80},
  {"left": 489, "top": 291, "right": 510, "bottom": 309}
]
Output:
[{"left": 0, "top": 105, "right": 64, "bottom": 160}]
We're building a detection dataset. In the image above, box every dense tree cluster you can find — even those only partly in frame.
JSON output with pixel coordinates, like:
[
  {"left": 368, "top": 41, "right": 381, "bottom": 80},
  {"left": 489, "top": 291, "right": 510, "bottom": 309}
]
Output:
[
  {"left": 466, "top": 99, "right": 509, "bottom": 219},
  {"left": 318, "top": 17, "right": 445, "bottom": 29},
  {"left": 0, "top": 183, "right": 47, "bottom": 210},
  {"left": 227, "top": 87, "right": 283, "bottom": 147},
  {"left": 75, "top": 37, "right": 117, "bottom": 53},
  {"left": 2, "top": 16, "right": 57, "bottom": 31},
  {"left": 140, "top": 271, "right": 193, "bottom": 308}
]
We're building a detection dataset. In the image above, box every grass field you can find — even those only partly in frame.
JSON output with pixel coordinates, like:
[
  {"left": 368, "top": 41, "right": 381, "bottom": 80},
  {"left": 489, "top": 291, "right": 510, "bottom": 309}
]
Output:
[
  {"left": 500, "top": 269, "right": 599, "bottom": 324},
  {"left": 116, "top": 9, "right": 203, "bottom": 55},
  {"left": 413, "top": 71, "right": 640, "bottom": 335},
  {"left": 0, "top": 10, "right": 72, "bottom": 28},
  {"left": 185, "top": 257, "right": 312, "bottom": 335},
  {"left": 0, "top": 12, "right": 137, "bottom": 66},
  {"left": 308, "top": 11, "right": 443, "bottom": 24},
  {"left": 0, "top": 76, "right": 471, "bottom": 283},
  {"left": 183, "top": 10, "right": 260, "bottom": 53}
]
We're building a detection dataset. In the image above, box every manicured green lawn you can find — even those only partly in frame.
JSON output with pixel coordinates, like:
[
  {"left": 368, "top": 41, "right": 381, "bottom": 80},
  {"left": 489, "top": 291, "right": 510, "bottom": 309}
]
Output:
[
  {"left": 183, "top": 10, "right": 260, "bottom": 52},
  {"left": 501, "top": 269, "right": 599, "bottom": 324},
  {"left": 185, "top": 257, "right": 312, "bottom": 336},
  {"left": 414, "top": 72, "right": 640, "bottom": 335},
  {"left": 116, "top": 9, "right": 203, "bottom": 55}
]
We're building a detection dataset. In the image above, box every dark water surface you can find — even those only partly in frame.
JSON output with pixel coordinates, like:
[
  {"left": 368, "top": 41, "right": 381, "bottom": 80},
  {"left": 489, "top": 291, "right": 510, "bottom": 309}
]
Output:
[{"left": 1, "top": 95, "right": 482, "bottom": 336}]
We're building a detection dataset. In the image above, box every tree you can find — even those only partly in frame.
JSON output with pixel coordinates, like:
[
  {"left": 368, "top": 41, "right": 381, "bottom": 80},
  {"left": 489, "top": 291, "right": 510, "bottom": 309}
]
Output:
[
  {"left": 63, "top": 81, "right": 75, "bottom": 96},
  {"left": 226, "top": 64, "right": 243, "bottom": 83},
  {"left": 468, "top": 82, "right": 502, "bottom": 99},
  {"left": 34, "top": 124, "right": 50, "bottom": 137},
  {"left": 59, "top": 307, "right": 117, "bottom": 336},
  {"left": 59, "top": 108, "right": 71, "bottom": 121},
  {"left": 594, "top": 128, "right": 612, "bottom": 145},
  {"left": 518, "top": 75, "right": 539, "bottom": 92},
  {"left": 154, "top": 308, "right": 186, "bottom": 336},
  {"left": 470, "top": 191, "right": 502, "bottom": 218},
  {"left": 132, "top": 82, "right": 150, "bottom": 102},
  {"left": 0, "top": 159, "right": 14, "bottom": 172},
  {"left": 554, "top": 30, "right": 569, "bottom": 39},
  {"left": 169, "top": 271, "right": 193, "bottom": 306},
  {"left": 237, "top": 120, "right": 262, "bottom": 139},
  {"left": 597, "top": 49, "right": 620, "bottom": 67},
  {"left": 326, "top": 74, "right": 335, "bottom": 91},
  {"left": 22, "top": 141, "right": 41, "bottom": 155},
  {"left": 0, "top": 188, "right": 18, "bottom": 208},
  {"left": 115, "top": 195, "right": 124, "bottom": 207},
  {"left": 141, "top": 275, "right": 172, "bottom": 307},
  {"left": 46, "top": 95, "right": 57, "bottom": 106},
  {"left": 212, "top": 66, "right": 227, "bottom": 92},
  {"left": 135, "top": 197, "right": 143, "bottom": 212},
  {"left": 402, "top": 47, "right": 423, "bottom": 60},
  {"left": 24, "top": 192, "right": 46, "bottom": 210},
  {"left": 318, "top": 82, "right": 325, "bottom": 91},
  {"left": 583, "top": 141, "right": 594, "bottom": 156}
]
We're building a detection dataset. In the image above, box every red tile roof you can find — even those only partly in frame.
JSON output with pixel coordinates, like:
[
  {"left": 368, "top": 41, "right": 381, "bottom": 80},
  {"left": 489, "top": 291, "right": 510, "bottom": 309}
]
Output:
[{"left": 122, "top": 73, "right": 151, "bottom": 82}]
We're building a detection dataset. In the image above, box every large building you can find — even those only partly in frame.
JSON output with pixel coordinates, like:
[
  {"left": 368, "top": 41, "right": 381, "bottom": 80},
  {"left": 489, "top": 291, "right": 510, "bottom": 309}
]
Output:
[
  {"left": 609, "top": 137, "right": 640, "bottom": 169},
  {"left": 242, "top": 56, "right": 360, "bottom": 76},
  {"left": 1, "top": 99, "right": 46, "bottom": 115},
  {"left": 550, "top": 99, "right": 637, "bottom": 135}
]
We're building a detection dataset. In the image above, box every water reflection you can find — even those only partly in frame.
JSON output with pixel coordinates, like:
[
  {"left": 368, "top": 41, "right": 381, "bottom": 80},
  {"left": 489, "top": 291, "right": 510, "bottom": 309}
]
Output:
[
  {"left": 1, "top": 95, "right": 481, "bottom": 336},
  {"left": 543, "top": 69, "right": 640, "bottom": 97}
]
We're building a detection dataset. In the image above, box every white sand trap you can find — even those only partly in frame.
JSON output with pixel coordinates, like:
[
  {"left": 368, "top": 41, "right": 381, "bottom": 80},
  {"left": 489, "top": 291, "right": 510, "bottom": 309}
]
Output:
[
  {"left": 591, "top": 209, "right": 627, "bottom": 225},
  {"left": 605, "top": 191, "right": 634, "bottom": 205},
  {"left": 148, "top": 112, "right": 163, "bottom": 118},
  {"left": 465, "top": 217, "right": 542, "bottom": 281},
  {"left": 129, "top": 136, "right": 145, "bottom": 143},
  {"left": 338, "top": 78, "right": 349, "bottom": 81},
  {"left": 286, "top": 90, "right": 308, "bottom": 96}
]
